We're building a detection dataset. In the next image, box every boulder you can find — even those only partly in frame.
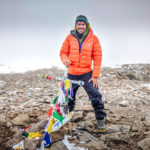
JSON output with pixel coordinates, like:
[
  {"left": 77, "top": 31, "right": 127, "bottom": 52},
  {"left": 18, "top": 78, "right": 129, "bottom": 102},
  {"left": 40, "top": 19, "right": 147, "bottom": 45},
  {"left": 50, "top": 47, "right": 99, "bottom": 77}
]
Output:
[
  {"left": 51, "top": 141, "right": 68, "bottom": 150},
  {"left": 79, "top": 131, "right": 98, "bottom": 143},
  {"left": 51, "top": 129, "right": 67, "bottom": 144},
  {"left": 86, "top": 140, "right": 107, "bottom": 150},
  {"left": 119, "top": 100, "right": 129, "bottom": 107},
  {"left": 27, "top": 119, "right": 47, "bottom": 132},
  {"left": 72, "top": 111, "right": 84, "bottom": 122},
  {"left": 11, "top": 114, "right": 30, "bottom": 126},
  {"left": 85, "top": 112, "right": 95, "bottom": 121},
  {"left": 137, "top": 138, "right": 150, "bottom": 150},
  {"left": 0, "top": 114, "right": 7, "bottom": 124},
  {"left": 107, "top": 124, "right": 131, "bottom": 133},
  {"left": 24, "top": 138, "right": 41, "bottom": 150},
  {"left": 38, "top": 114, "right": 47, "bottom": 121}
]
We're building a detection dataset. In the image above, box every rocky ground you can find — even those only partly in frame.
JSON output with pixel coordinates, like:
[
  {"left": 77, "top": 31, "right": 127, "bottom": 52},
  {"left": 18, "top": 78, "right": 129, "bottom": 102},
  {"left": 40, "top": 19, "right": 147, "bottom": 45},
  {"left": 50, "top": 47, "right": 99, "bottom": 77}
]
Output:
[{"left": 0, "top": 64, "right": 150, "bottom": 150}]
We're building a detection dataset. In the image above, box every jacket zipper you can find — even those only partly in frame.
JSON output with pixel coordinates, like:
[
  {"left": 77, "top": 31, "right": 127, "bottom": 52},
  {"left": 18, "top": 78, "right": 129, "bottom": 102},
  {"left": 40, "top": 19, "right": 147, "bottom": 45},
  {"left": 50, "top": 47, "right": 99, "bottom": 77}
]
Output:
[{"left": 76, "top": 31, "right": 90, "bottom": 74}]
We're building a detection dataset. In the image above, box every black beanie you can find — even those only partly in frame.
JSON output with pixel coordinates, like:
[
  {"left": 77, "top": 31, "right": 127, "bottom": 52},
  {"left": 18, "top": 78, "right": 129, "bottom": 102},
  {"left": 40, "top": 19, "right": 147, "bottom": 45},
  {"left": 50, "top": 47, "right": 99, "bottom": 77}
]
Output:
[{"left": 75, "top": 15, "right": 88, "bottom": 25}]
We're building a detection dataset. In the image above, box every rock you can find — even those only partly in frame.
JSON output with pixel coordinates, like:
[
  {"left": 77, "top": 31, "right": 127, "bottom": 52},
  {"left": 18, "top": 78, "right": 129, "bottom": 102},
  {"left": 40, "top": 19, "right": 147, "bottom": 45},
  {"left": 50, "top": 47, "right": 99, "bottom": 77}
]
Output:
[
  {"left": 131, "top": 125, "right": 138, "bottom": 132},
  {"left": 11, "top": 114, "right": 30, "bottom": 126},
  {"left": 85, "top": 120, "right": 94, "bottom": 128},
  {"left": 0, "top": 80, "right": 7, "bottom": 88},
  {"left": 30, "top": 117, "right": 38, "bottom": 123},
  {"left": 24, "top": 138, "right": 41, "bottom": 150},
  {"left": 29, "top": 113, "right": 38, "bottom": 118},
  {"left": 143, "top": 121, "right": 150, "bottom": 127},
  {"left": 4, "top": 139, "right": 13, "bottom": 149},
  {"left": 99, "top": 134, "right": 106, "bottom": 141},
  {"left": 126, "top": 73, "right": 137, "bottom": 80},
  {"left": 10, "top": 105, "right": 17, "bottom": 110},
  {"left": 78, "top": 121, "right": 85, "bottom": 129},
  {"left": 144, "top": 131, "right": 150, "bottom": 138},
  {"left": 120, "top": 125, "right": 131, "bottom": 133},
  {"left": 107, "top": 124, "right": 131, "bottom": 133},
  {"left": 75, "top": 105, "right": 93, "bottom": 111},
  {"left": 7, "top": 112, "right": 18, "bottom": 119},
  {"left": 143, "top": 116, "right": 150, "bottom": 127},
  {"left": 0, "top": 124, "right": 15, "bottom": 149},
  {"left": 0, "top": 90, "right": 5, "bottom": 95},
  {"left": 106, "top": 125, "right": 121, "bottom": 133},
  {"left": 38, "top": 114, "right": 47, "bottom": 121},
  {"left": 78, "top": 94, "right": 87, "bottom": 99},
  {"left": 105, "top": 132, "right": 129, "bottom": 144},
  {"left": 86, "top": 140, "right": 107, "bottom": 150},
  {"left": 105, "top": 132, "right": 120, "bottom": 141},
  {"left": 145, "top": 116, "right": 150, "bottom": 121},
  {"left": 51, "top": 129, "right": 67, "bottom": 144},
  {"left": 0, "top": 97, "right": 7, "bottom": 101},
  {"left": 79, "top": 131, "right": 98, "bottom": 143},
  {"left": 137, "top": 138, "right": 150, "bottom": 150},
  {"left": 13, "top": 131, "right": 23, "bottom": 141},
  {"left": 27, "top": 119, "right": 47, "bottom": 132},
  {"left": 85, "top": 112, "right": 95, "bottom": 121},
  {"left": 71, "top": 128, "right": 81, "bottom": 137},
  {"left": 67, "top": 136, "right": 76, "bottom": 142},
  {"left": 51, "top": 141, "right": 68, "bottom": 150},
  {"left": 6, "top": 121, "right": 12, "bottom": 128},
  {"left": 85, "top": 126, "right": 95, "bottom": 132},
  {"left": 72, "top": 111, "right": 83, "bottom": 122},
  {"left": 0, "top": 114, "right": 7, "bottom": 124},
  {"left": 130, "top": 132, "right": 140, "bottom": 138},
  {"left": 119, "top": 100, "right": 129, "bottom": 107},
  {"left": 80, "top": 134, "right": 90, "bottom": 143}
]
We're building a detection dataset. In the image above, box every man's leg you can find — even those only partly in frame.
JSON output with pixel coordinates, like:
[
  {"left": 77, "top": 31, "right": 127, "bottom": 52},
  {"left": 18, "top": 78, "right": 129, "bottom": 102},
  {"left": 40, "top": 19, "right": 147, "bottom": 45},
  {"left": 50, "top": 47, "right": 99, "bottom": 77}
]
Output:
[
  {"left": 80, "top": 71, "right": 106, "bottom": 121},
  {"left": 67, "top": 73, "right": 80, "bottom": 112},
  {"left": 83, "top": 81, "right": 106, "bottom": 120}
]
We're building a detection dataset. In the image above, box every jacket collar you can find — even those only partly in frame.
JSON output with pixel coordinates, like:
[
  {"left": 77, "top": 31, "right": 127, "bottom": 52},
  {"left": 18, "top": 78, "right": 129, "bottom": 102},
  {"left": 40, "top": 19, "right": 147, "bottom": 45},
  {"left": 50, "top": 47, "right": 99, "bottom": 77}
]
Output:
[{"left": 70, "top": 28, "right": 93, "bottom": 43}]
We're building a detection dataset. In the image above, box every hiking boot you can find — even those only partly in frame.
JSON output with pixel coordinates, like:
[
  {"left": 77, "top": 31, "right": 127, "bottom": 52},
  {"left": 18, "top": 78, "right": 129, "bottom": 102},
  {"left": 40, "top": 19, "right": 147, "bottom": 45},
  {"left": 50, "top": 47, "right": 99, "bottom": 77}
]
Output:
[{"left": 97, "top": 119, "right": 106, "bottom": 133}]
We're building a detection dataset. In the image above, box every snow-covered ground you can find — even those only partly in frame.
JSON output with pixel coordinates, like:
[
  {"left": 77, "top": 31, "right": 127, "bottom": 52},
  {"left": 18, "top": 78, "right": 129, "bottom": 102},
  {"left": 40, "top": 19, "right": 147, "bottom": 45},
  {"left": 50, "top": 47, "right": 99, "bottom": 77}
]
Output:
[
  {"left": 0, "top": 63, "right": 64, "bottom": 74},
  {"left": 0, "top": 63, "right": 121, "bottom": 74},
  {"left": 0, "top": 65, "right": 14, "bottom": 74},
  {"left": 141, "top": 83, "right": 150, "bottom": 89}
]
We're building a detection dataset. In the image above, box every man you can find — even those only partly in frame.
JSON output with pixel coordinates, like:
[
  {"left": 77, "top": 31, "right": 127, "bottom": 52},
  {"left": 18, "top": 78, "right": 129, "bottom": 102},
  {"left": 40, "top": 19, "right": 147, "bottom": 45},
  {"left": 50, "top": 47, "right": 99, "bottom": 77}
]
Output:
[{"left": 60, "top": 15, "right": 106, "bottom": 132}]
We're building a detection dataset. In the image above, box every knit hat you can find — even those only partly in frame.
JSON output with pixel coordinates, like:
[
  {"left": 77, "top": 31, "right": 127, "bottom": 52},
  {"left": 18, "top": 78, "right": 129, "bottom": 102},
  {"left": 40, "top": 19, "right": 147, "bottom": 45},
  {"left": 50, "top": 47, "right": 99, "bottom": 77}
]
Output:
[{"left": 75, "top": 15, "right": 88, "bottom": 25}]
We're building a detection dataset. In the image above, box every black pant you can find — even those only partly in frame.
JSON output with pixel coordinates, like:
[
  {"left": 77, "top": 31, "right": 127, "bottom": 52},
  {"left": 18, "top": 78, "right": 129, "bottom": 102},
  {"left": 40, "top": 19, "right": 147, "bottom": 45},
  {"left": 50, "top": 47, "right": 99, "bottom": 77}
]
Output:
[{"left": 67, "top": 71, "right": 106, "bottom": 120}]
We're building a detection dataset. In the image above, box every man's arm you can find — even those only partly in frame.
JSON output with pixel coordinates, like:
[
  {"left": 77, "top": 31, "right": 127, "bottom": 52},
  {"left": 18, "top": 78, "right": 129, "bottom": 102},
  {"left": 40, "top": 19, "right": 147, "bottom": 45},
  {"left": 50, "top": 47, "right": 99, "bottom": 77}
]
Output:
[
  {"left": 92, "top": 35, "right": 102, "bottom": 78},
  {"left": 60, "top": 35, "right": 70, "bottom": 66}
]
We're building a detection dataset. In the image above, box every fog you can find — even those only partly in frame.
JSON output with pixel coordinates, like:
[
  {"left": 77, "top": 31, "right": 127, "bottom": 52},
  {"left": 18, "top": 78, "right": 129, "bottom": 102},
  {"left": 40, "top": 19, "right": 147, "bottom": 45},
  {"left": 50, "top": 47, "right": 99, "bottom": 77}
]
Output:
[{"left": 0, "top": 0, "right": 150, "bottom": 72}]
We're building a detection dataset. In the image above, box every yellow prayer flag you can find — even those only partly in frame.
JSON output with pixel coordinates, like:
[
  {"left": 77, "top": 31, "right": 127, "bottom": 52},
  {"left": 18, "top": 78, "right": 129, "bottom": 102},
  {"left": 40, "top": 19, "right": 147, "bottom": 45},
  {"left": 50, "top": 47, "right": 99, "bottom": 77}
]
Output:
[
  {"left": 64, "top": 79, "right": 71, "bottom": 90},
  {"left": 47, "top": 117, "right": 54, "bottom": 134},
  {"left": 28, "top": 132, "right": 41, "bottom": 139}
]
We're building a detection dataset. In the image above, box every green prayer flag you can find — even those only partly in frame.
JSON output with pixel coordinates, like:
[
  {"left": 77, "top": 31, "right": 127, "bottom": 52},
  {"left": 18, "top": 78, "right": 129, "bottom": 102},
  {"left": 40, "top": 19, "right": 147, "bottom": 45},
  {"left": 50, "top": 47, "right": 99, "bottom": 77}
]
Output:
[
  {"left": 52, "top": 96, "right": 58, "bottom": 105},
  {"left": 65, "top": 90, "right": 70, "bottom": 103},
  {"left": 22, "top": 131, "right": 29, "bottom": 137},
  {"left": 52, "top": 110, "right": 64, "bottom": 123}
]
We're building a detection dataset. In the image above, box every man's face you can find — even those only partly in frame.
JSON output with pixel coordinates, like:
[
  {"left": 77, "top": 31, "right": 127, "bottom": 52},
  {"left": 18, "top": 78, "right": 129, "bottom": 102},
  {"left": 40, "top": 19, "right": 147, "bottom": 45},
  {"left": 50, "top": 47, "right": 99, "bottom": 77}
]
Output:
[{"left": 76, "top": 21, "right": 87, "bottom": 34}]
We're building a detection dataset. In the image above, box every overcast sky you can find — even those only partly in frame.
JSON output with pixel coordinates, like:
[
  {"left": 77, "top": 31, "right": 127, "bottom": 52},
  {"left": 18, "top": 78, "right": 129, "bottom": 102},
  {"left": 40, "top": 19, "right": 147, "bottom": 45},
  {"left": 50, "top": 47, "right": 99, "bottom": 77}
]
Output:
[{"left": 0, "top": 0, "right": 150, "bottom": 72}]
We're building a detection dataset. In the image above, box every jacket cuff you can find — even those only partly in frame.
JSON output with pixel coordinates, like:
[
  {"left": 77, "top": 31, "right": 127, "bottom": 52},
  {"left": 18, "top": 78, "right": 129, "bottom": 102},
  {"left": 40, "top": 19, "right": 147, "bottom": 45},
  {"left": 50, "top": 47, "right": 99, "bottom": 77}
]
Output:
[{"left": 92, "top": 70, "right": 100, "bottom": 78}]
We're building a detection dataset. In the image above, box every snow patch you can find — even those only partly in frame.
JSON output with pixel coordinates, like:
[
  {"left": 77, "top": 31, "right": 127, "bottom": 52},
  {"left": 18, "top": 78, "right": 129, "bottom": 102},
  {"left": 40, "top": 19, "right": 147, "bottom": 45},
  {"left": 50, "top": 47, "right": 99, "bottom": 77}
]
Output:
[
  {"left": 62, "top": 135, "right": 88, "bottom": 150},
  {"left": 0, "top": 80, "right": 7, "bottom": 87},
  {"left": 141, "top": 84, "right": 150, "bottom": 89}
]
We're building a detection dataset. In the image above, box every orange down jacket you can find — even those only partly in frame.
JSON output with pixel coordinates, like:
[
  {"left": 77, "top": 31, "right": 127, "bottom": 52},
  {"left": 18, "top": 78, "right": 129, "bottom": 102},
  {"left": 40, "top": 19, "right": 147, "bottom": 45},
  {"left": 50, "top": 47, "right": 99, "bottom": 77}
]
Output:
[{"left": 60, "top": 28, "right": 102, "bottom": 78}]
